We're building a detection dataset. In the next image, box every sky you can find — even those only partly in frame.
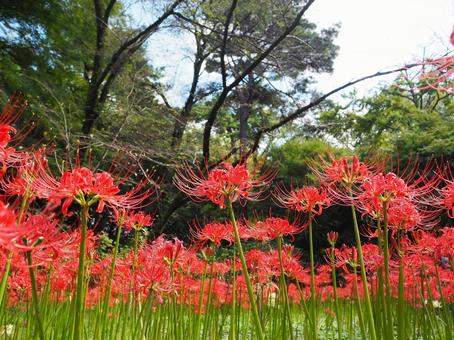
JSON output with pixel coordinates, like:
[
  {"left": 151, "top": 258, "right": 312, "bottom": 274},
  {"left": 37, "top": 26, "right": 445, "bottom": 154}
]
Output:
[{"left": 134, "top": 0, "right": 454, "bottom": 107}]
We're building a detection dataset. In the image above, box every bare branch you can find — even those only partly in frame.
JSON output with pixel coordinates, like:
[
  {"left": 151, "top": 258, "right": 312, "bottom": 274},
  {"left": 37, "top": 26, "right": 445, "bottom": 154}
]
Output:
[
  {"left": 220, "top": 0, "right": 238, "bottom": 89},
  {"left": 248, "top": 64, "right": 421, "bottom": 155}
]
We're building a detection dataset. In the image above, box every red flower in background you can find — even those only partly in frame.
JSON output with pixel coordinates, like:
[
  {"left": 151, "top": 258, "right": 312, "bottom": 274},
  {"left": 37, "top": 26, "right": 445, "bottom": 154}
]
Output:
[
  {"left": 0, "top": 95, "right": 32, "bottom": 174},
  {"left": 122, "top": 211, "right": 154, "bottom": 231},
  {"left": 14, "top": 214, "right": 64, "bottom": 255},
  {"left": 317, "top": 155, "right": 369, "bottom": 186},
  {"left": 451, "top": 26, "right": 454, "bottom": 46},
  {"left": 190, "top": 221, "right": 234, "bottom": 246},
  {"left": 248, "top": 217, "right": 302, "bottom": 241},
  {"left": 174, "top": 161, "right": 275, "bottom": 209},
  {"left": 274, "top": 185, "right": 330, "bottom": 216},
  {"left": 441, "top": 180, "right": 454, "bottom": 218},
  {"left": 401, "top": 27, "right": 454, "bottom": 94}
]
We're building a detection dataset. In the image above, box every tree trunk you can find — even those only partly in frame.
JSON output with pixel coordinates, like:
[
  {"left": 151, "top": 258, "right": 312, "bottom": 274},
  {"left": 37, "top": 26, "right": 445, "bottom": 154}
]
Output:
[{"left": 237, "top": 71, "right": 254, "bottom": 159}]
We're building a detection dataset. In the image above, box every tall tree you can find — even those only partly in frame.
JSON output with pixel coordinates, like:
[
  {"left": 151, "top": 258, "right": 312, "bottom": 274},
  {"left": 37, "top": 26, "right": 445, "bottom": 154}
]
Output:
[{"left": 318, "top": 83, "right": 454, "bottom": 160}]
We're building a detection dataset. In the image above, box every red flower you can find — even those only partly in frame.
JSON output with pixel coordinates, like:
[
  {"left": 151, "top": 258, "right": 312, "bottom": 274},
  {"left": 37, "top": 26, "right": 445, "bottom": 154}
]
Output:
[
  {"left": 357, "top": 169, "right": 437, "bottom": 227},
  {"left": 248, "top": 217, "right": 302, "bottom": 241},
  {"left": 311, "top": 155, "right": 373, "bottom": 205},
  {"left": 316, "top": 155, "right": 369, "bottom": 186},
  {"left": 387, "top": 197, "right": 420, "bottom": 231},
  {"left": 401, "top": 28, "right": 454, "bottom": 94},
  {"left": 122, "top": 211, "right": 154, "bottom": 231},
  {"left": 190, "top": 221, "right": 234, "bottom": 246},
  {"left": 0, "top": 202, "right": 18, "bottom": 249},
  {"left": 14, "top": 214, "right": 64, "bottom": 256},
  {"left": 357, "top": 172, "right": 408, "bottom": 217},
  {"left": 451, "top": 26, "right": 454, "bottom": 46},
  {"left": 32, "top": 155, "right": 155, "bottom": 216},
  {"left": 274, "top": 185, "right": 330, "bottom": 216},
  {"left": 0, "top": 95, "right": 32, "bottom": 173},
  {"left": 327, "top": 231, "right": 339, "bottom": 246},
  {"left": 441, "top": 180, "right": 454, "bottom": 218},
  {"left": 174, "top": 161, "right": 275, "bottom": 209}
]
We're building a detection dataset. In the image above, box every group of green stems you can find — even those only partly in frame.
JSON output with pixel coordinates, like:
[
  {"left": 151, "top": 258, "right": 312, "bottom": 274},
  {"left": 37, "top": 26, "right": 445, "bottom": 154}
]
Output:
[
  {"left": 0, "top": 190, "right": 441, "bottom": 340},
  {"left": 225, "top": 189, "right": 413, "bottom": 340}
]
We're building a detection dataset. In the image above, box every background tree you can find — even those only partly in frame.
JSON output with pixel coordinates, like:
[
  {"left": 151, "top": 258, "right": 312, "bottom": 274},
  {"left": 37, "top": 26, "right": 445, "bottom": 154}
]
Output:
[{"left": 318, "top": 83, "right": 454, "bottom": 162}]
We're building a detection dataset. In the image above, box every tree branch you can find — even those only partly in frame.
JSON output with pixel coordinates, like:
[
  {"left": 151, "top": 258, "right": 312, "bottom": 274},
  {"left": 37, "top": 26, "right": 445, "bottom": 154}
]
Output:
[
  {"left": 248, "top": 64, "right": 420, "bottom": 155},
  {"left": 96, "top": 0, "right": 184, "bottom": 90},
  {"left": 220, "top": 0, "right": 238, "bottom": 89},
  {"left": 82, "top": 0, "right": 184, "bottom": 137}
]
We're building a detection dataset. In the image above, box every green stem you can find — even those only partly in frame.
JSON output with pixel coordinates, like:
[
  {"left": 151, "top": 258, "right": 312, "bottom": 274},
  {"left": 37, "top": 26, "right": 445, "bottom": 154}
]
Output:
[
  {"left": 0, "top": 253, "right": 12, "bottom": 307},
  {"left": 133, "top": 228, "right": 139, "bottom": 274},
  {"left": 73, "top": 203, "right": 89, "bottom": 340},
  {"left": 308, "top": 215, "right": 317, "bottom": 339},
  {"left": 350, "top": 200, "right": 377, "bottom": 340},
  {"left": 382, "top": 201, "right": 394, "bottom": 339},
  {"left": 101, "top": 223, "right": 122, "bottom": 336},
  {"left": 26, "top": 250, "right": 45, "bottom": 340},
  {"left": 202, "top": 244, "right": 216, "bottom": 340},
  {"left": 277, "top": 236, "right": 293, "bottom": 340},
  {"left": 353, "top": 264, "right": 367, "bottom": 339},
  {"left": 194, "top": 261, "right": 208, "bottom": 339},
  {"left": 330, "top": 247, "right": 342, "bottom": 340},
  {"left": 0, "top": 189, "right": 31, "bottom": 306},
  {"left": 226, "top": 199, "right": 264, "bottom": 340},
  {"left": 397, "top": 228, "right": 405, "bottom": 340},
  {"left": 229, "top": 244, "right": 236, "bottom": 340}
]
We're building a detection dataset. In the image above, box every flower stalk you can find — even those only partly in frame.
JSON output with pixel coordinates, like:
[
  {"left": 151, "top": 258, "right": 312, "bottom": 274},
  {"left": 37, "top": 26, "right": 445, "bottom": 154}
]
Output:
[{"left": 226, "top": 199, "right": 264, "bottom": 340}]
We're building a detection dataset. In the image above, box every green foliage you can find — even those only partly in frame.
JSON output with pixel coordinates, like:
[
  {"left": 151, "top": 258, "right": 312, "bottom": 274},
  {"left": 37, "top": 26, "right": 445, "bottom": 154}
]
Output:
[
  {"left": 319, "top": 86, "right": 454, "bottom": 161},
  {"left": 269, "top": 138, "right": 346, "bottom": 184}
]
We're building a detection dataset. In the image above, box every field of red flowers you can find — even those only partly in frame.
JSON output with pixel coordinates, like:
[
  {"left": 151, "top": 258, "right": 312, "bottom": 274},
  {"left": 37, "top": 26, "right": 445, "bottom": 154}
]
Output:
[{"left": 0, "top": 95, "right": 453, "bottom": 339}]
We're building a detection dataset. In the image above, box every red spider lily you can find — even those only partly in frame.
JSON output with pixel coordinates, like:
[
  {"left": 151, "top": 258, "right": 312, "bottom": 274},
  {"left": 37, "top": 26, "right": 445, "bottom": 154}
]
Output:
[
  {"left": 357, "top": 172, "right": 409, "bottom": 216},
  {"left": 359, "top": 172, "right": 408, "bottom": 211},
  {"left": 190, "top": 221, "right": 234, "bottom": 246},
  {"left": 441, "top": 180, "right": 454, "bottom": 218},
  {"left": 408, "top": 228, "right": 454, "bottom": 261},
  {"left": 0, "top": 96, "right": 33, "bottom": 174},
  {"left": 247, "top": 217, "right": 302, "bottom": 241},
  {"left": 245, "top": 249, "right": 277, "bottom": 283},
  {"left": 0, "top": 202, "right": 19, "bottom": 249},
  {"left": 357, "top": 170, "right": 438, "bottom": 227},
  {"left": 408, "top": 56, "right": 454, "bottom": 94},
  {"left": 174, "top": 161, "right": 275, "bottom": 209},
  {"left": 327, "top": 231, "right": 339, "bottom": 246},
  {"left": 387, "top": 197, "right": 421, "bottom": 232},
  {"left": 400, "top": 28, "right": 454, "bottom": 94},
  {"left": 153, "top": 236, "right": 187, "bottom": 268},
  {"left": 333, "top": 245, "right": 358, "bottom": 272},
  {"left": 13, "top": 214, "right": 64, "bottom": 255},
  {"left": 361, "top": 243, "right": 384, "bottom": 274},
  {"left": 311, "top": 155, "right": 374, "bottom": 204},
  {"left": 31, "top": 154, "right": 155, "bottom": 216},
  {"left": 315, "top": 155, "right": 370, "bottom": 187},
  {"left": 280, "top": 245, "right": 309, "bottom": 283},
  {"left": 274, "top": 185, "right": 330, "bottom": 216},
  {"left": 267, "top": 245, "right": 307, "bottom": 282},
  {"left": 121, "top": 210, "right": 154, "bottom": 231}
]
